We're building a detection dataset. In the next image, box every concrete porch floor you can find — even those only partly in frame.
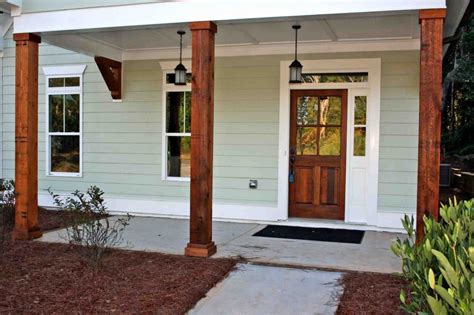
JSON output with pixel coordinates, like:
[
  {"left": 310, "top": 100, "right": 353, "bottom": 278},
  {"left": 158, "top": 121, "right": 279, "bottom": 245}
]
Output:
[{"left": 40, "top": 216, "right": 403, "bottom": 273}]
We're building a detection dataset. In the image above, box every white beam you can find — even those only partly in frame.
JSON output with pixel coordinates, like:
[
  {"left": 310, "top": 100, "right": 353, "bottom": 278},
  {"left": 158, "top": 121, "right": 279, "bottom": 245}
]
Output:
[
  {"left": 42, "top": 34, "right": 123, "bottom": 61},
  {"left": 123, "top": 38, "right": 420, "bottom": 60},
  {"left": 13, "top": 0, "right": 446, "bottom": 34},
  {"left": 318, "top": 19, "right": 338, "bottom": 41}
]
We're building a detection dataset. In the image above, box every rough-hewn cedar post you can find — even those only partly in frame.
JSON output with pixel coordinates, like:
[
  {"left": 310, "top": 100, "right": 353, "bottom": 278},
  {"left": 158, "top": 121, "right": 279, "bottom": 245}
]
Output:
[
  {"left": 12, "top": 33, "right": 42, "bottom": 240},
  {"left": 185, "top": 21, "right": 217, "bottom": 257},
  {"left": 416, "top": 9, "right": 446, "bottom": 242}
]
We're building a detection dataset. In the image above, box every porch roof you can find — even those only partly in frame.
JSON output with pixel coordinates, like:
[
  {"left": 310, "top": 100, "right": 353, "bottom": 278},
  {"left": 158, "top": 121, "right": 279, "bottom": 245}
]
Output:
[{"left": 9, "top": 0, "right": 466, "bottom": 61}]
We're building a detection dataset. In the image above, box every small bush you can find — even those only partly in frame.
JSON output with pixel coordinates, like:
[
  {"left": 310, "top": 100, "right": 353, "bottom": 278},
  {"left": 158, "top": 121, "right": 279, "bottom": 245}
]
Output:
[
  {"left": 391, "top": 199, "right": 473, "bottom": 314},
  {"left": 48, "top": 185, "right": 132, "bottom": 268},
  {"left": 0, "top": 179, "right": 16, "bottom": 255}
]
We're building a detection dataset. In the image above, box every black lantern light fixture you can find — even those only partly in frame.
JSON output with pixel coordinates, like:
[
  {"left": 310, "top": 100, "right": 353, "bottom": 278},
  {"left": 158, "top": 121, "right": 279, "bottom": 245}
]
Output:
[
  {"left": 174, "top": 30, "right": 187, "bottom": 85},
  {"left": 289, "top": 24, "right": 303, "bottom": 83}
]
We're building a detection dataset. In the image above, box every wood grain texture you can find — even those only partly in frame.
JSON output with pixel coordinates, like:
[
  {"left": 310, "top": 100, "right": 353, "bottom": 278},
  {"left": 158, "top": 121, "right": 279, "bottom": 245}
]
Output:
[
  {"left": 289, "top": 89, "right": 347, "bottom": 220},
  {"left": 185, "top": 21, "right": 217, "bottom": 257},
  {"left": 416, "top": 9, "right": 445, "bottom": 242},
  {"left": 95, "top": 56, "right": 122, "bottom": 99},
  {"left": 12, "top": 33, "right": 42, "bottom": 240}
]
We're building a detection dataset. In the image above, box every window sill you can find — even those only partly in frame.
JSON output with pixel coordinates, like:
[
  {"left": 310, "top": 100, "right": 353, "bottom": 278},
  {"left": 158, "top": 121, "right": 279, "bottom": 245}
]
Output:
[
  {"left": 46, "top": 172, "right": 83, "bottom": 178},
  {"left": 163, "top": 176, "right": 190, "bottom": 182}
]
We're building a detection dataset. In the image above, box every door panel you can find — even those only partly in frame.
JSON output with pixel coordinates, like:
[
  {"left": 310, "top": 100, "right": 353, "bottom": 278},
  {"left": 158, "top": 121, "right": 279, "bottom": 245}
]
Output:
[{"left": 289, "top": 89, "right": 347, "bottom": 220}]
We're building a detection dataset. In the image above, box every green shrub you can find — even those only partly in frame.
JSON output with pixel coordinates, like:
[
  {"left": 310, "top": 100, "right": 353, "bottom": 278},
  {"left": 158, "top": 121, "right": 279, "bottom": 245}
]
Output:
[
  {"left": 48, "top": 186, "right": 132, "bottom": 268},
  {"left": 0, "top": 179, "right": 16, "bottom": 254},
  {"left": 391, "top": 199, "right": 473, "bottom": 314}
]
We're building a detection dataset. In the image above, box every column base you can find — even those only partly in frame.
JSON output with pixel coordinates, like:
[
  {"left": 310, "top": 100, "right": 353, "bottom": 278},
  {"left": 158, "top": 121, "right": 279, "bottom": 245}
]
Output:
[
  {"left": 185, "top": 242, "right": 217, "bottom": 257},
  {"left": 11, "top": 226, "right": 43, "bottom": 240}
]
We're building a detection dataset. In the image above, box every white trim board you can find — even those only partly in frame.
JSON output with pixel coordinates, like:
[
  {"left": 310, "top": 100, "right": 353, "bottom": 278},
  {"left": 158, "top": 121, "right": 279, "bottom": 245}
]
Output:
[
  {"left": 13, "top": 0, "right": 445, "bottom": 33},
  {"left": 37, "top": 192, "right": 408, "bottom": 231},
  {"left": 278, "top": 58, "right": 381, "bottom": 226}
]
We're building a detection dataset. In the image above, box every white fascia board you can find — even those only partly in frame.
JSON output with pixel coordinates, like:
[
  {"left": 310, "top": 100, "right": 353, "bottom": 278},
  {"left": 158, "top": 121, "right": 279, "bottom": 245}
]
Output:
[{"left": 13, "top": 0, "right": 446, "bottom": 34}]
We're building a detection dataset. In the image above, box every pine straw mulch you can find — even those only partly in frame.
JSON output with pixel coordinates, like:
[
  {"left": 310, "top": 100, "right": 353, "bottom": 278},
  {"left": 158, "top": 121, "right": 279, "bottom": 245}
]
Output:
[
  {"left": 336, "top": 271, "right": 410, "bottom": 315},
  {"left": 0, "top": 241, "right": 237, "bottom": 314}
]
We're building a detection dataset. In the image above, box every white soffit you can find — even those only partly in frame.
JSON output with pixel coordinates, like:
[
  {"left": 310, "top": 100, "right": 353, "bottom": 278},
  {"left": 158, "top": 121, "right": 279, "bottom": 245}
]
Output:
[{"left": 13, "top": 0, "right": 446, "bottom": 34}]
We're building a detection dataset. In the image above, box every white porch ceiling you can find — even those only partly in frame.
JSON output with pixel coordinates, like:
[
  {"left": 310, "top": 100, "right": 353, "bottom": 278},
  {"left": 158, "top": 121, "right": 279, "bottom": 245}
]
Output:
[
  {"left": 42, "top": 12, "right": 421, "bottom": 61},
  {"left": 82, "top": 13, "right": 420, "bottom": 50}
]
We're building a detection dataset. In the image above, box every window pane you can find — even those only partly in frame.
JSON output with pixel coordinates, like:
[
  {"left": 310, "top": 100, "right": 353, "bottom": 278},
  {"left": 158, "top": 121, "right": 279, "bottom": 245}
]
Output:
[
  {"left": 167, "top": 136, "right": 191, "bottom": 177},
  {"left": 166, "top": 91, "right": 191, "bottom": 133},
  {"left": 297, "top": 96, "right": 318, "bottom": 125},
  {"left": 296, "top": 127, "right": 317, "bottom": 155},
  {"left": 354, "top": 127, "right": 366, "bottom": 156},
  {"left": 302, "top": 72, "right": 368, "bottom": 83},
  {"left": 319, "top": 96, "right": 341, "bottom": 125},
  {"left": 65, "top": 77, "right": 80, "bottom": 87},
  {"left": 49, "top": 78, "right": 64, "bottom": 87},
  {"left": 51, "top": 136, "right": 80, "bottom": 173},
  {"left": 355, "top": 96, "right": 367, "bottom": 125},
  {"left": 49, "top": 95, "right": 64, "bottom": 132},
  {"left": 319, "top": 127, "right": 341, "bottom": 156},
  {"left": 65, "top": 94, "right": 80, "bottom": 132},
  {"left": 166, "top": 73, "right": 192, "bottom": 84}
]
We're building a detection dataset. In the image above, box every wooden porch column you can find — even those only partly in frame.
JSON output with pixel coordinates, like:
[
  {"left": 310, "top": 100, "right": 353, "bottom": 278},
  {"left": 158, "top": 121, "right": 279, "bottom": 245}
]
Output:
[
  {"left": 185, "top": 21, "right": 217, "bottom": 257},
  {"left": 416, "top": 9, "right": 446, "bottom": 241},
  {"left": 11, "top": 33, "right": 42, "bottom": 240}
]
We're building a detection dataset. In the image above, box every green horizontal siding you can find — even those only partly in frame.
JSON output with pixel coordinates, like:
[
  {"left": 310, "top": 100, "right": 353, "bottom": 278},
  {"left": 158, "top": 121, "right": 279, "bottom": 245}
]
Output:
[{"left": 2, "top": 28, "right": 419, "bottom": 213}]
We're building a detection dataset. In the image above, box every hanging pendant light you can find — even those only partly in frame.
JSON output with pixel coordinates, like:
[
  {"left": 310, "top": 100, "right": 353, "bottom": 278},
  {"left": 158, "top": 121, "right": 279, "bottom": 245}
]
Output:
[
  {"left": 174, "top": 30, "right": 187, "bottom": 85},
  {"left": 289, "top": 24, "right": 303, "bottom": 83}
]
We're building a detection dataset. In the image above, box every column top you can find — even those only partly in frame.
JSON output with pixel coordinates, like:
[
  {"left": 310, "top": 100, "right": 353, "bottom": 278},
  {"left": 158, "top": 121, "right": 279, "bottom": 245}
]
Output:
[
  {"left": 13, "top": 33, "right": 41, "bottom": 43},
  {"left": 419, "top": 9, "right": 446, "bottom": 21},
  {"left": 189, "top": 21, "right": 217, "bottom": 33}
]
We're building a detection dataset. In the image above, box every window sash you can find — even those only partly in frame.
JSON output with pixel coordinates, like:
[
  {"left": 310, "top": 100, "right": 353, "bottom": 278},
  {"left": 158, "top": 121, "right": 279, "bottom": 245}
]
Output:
[
  {"left": 46, "top": 75, "right": 83, "bottom": 177},
  {"left": 162, "top": 70, "right": 192, "bottom": 181}
]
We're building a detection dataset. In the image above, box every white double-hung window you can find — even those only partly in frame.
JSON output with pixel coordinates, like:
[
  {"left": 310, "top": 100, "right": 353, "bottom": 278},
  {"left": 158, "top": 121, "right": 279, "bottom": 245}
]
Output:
[
  {"left": 43, "top": 65, "right": 86, "bottom": 177},
  {"left": 161, "top": 64, "right": 192, "bottom": 181}
]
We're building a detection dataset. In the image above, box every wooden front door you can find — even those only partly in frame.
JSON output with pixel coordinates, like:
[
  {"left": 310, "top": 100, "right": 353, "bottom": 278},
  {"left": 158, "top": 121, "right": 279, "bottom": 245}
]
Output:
[{"left": 289, "top": 89, "right": 347, "bottom": 220}]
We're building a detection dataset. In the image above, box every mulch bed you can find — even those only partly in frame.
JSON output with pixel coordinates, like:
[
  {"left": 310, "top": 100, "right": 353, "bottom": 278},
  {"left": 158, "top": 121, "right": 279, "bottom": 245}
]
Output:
[
  {"left": 0, "top": 242, "right": 236, "bottom": 314},
  {"left": 336, "top": 272, "right": 409, "bottom": 315},
  {"left": 0, "top": 209, "right": 237, "bottom": 313},
  {"left": 38, "top": 206, "right": 107, "bottom": 231}
]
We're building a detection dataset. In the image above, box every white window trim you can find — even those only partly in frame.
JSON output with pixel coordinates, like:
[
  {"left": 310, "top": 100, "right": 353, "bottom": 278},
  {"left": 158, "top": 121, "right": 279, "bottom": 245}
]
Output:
[
  {"left": 43, "top": 65, "right": 87, "bottom": 177},
  {"left": 278, "top": 58, "right": 381, "bottom": 226},
  {"left": 160, "top": 62, "right": 192, "bottom": 182}
]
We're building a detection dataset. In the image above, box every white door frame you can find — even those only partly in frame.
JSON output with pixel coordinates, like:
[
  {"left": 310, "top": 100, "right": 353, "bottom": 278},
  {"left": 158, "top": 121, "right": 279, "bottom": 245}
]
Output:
[{"left": 278, "top": 58, "right": 381, "bottom": 224}]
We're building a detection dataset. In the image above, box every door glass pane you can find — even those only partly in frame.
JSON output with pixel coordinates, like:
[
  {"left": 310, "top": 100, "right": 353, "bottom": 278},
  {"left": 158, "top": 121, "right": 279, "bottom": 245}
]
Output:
[
  {"left": 296, "top": 127, "right": 317, "bottom": 155},
  {"left": 65, "top": 94, "right": 80, "bottom": 132},
  {"left": 49, "top": 95, "right": 64, "bottom": 132},
  {"left": 354, "top": 96, "right": 367, "bottom": 125},
  {"left": 354, "top": 127, "right": 366, "bottom": 156},
  {"left": 319, "top": 127, "right": 341, "bottom": 156},
  {"left": 166, "top": 91, "right": 191, "bottom": 133},
  {"left": 51, "top": 136, "right": 80, "bottom": 173},
  {"left": 297, "top": 96, "right": 318, "bottom": 125},
  {"left": 167, "top": 136, "right": 191, "bottom": 177},
  {"left": 319, "top": 97, "right": 341, "bottom": 125}
]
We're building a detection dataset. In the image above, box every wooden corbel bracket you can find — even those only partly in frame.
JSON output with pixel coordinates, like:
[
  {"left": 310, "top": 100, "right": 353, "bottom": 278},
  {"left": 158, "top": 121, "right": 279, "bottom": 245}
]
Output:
[{"left": 95, "top": 56, "right": 122, "bottom": 100}]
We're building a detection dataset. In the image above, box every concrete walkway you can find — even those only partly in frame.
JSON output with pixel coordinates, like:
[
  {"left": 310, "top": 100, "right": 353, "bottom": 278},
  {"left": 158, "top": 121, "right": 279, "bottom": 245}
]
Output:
[
  {"left": 189, "top": 263, "right": 342, "bottom": 315},
  {"left": 40, "top": 216, "right": 403, "bottom": 273}
]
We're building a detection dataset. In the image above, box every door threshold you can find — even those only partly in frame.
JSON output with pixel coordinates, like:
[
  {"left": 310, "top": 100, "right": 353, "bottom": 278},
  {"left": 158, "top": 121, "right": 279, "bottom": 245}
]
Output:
[{"left": 272, "top": 218, "right": 404, "bottom": 233}]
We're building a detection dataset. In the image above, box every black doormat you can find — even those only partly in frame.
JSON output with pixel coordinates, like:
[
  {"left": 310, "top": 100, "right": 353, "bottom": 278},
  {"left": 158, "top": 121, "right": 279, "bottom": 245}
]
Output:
[{"left": 253, "top": 225, "right": 365, "bottom": 244}]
